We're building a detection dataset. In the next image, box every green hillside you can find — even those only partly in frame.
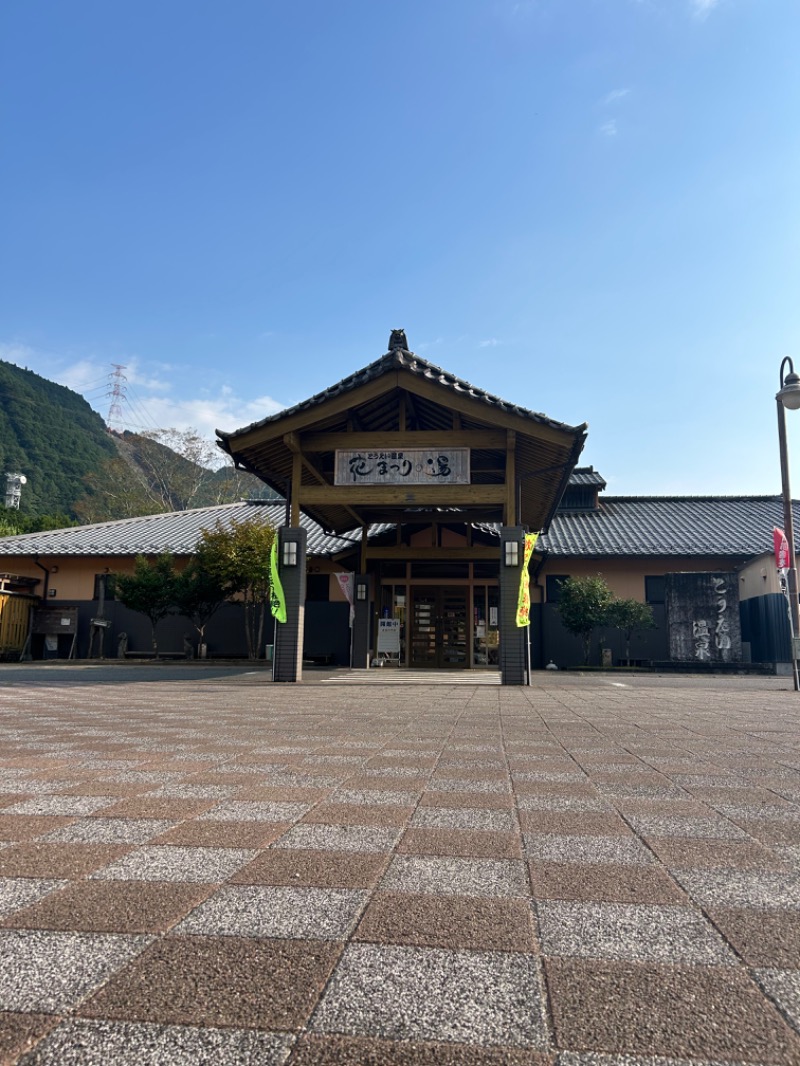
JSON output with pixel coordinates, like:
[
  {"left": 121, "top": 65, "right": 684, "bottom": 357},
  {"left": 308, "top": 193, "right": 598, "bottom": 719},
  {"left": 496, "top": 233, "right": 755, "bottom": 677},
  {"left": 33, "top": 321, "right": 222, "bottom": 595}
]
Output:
[
  {"left": 0, "top": 361, "right": 117, "bottom": 518},
  {"left": 0, "top": 360, "right": 280, "bottom": 524}
]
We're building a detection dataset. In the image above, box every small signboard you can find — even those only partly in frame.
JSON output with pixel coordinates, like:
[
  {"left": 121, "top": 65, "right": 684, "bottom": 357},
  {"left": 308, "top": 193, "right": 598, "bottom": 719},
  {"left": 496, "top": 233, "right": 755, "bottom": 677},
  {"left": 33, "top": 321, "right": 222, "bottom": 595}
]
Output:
[
  {"left": 32, "top": 607, "right": 78, "bottom": 635},
  {"left": 377, "top": 619, "right": 401, "bottom": 654},
  {"left": 335, "top": 448, "right": 469, "bottom": 486}
]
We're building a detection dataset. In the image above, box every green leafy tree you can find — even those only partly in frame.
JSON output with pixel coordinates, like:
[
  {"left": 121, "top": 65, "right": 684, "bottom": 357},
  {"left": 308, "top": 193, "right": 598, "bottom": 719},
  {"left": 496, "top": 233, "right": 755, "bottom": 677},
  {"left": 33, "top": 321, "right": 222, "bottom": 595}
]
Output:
[
  {"left": 115, "top": 554, "right": 178, "bottom": 656},
  {"left": 607, "top": 598, "right": 656, "bottom": 663},
  {"left": 195, "top": 518, "right": 276, "bottom": 659},
  {"left": 556, "top": 576, "right": 615, "bottom": 665},
  {"left": 173, "top": 560, "right": 229, "bottom": 651}
]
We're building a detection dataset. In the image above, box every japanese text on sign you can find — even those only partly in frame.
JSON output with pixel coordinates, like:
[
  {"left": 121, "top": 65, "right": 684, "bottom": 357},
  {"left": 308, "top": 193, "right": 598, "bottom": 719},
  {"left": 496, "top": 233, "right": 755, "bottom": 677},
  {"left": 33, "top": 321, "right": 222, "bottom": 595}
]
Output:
[{"left": 335, "top": 449, "right": 470, "bottom": 486}]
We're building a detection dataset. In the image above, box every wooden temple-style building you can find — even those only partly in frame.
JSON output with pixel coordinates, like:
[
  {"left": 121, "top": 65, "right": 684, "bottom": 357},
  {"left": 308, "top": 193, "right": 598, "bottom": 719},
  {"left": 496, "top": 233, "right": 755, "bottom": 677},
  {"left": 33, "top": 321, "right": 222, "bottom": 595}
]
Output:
[{"left": 217, "top": 330, "right": 587, "bottom": 683}]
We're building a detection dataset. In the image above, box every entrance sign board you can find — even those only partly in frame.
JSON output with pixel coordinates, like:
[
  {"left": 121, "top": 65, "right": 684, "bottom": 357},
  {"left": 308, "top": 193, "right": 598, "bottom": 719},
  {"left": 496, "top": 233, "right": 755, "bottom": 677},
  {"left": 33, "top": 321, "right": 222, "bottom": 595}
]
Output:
[
  {"left": 335, "top": 449, "right": 470, "bottom": 486},
  {"left": 377, "top": 618, "right": 401, "bottom": 654}
]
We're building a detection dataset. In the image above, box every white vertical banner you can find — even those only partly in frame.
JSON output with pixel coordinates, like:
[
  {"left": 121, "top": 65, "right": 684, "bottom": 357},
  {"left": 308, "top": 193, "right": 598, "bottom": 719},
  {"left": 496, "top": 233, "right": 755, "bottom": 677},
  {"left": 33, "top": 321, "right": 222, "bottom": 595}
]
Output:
[{"left": 335, "top": 572, "right": 355, "bottom": 626}]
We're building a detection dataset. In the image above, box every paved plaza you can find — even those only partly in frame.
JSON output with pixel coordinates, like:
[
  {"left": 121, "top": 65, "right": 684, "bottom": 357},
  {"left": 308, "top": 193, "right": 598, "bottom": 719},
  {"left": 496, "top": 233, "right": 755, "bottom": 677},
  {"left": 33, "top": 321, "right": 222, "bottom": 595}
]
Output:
[{"left": 0, "top": 665, "right": 798, "bottom": 1064}]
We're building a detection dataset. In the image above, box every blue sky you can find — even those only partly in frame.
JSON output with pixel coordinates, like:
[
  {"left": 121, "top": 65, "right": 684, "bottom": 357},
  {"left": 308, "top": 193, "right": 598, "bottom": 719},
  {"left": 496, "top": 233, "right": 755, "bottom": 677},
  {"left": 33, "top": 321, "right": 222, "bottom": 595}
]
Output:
[{"left": 2, "top": 0, "right": 799, "bottom": 497}]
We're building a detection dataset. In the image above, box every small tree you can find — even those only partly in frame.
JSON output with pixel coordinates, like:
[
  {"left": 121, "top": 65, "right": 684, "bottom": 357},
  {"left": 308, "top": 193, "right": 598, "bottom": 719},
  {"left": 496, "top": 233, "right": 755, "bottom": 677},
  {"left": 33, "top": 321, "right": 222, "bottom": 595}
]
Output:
[
  {"left": 607, "top": 598, "right": 656, "bottom": 663},
  {"left": 115, "top": 554, "right": 178, "bottom": 656},
  {"left": 195, "top": 518, "right": 276, "bottom": 659},
  {"left": 173, "top": 560, "right": 229, "bottom": 652},
  {"left": 556, "top": 576, "right": 614, "bottom": 666}
]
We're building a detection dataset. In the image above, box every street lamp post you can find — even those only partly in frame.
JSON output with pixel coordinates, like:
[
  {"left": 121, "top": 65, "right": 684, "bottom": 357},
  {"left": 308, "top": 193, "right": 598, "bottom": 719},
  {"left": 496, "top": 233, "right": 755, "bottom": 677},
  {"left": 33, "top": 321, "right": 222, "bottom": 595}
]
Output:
[{"left": 776, "top": 356, "right": 800, "bottom": 691}]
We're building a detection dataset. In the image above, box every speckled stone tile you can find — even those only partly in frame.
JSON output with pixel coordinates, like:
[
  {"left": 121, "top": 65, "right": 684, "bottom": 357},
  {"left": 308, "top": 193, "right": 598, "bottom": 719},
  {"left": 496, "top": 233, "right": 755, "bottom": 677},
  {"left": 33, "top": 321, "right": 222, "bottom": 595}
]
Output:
[
  {"left": 624, "top": 815, "right": 748, "bottom": 840},
  {"left": 91, "top": 845, "right": 258, "bottom": 883},
  {"left": 273, "top": 824, "right": 400, "bottom": 853},
  {"left": 1, "top": 880, "right": 213, "bottom": 934},
  {"left": 397, "top": 828, "right": 522, "bottom": 860},
  {"left": 529, "top": 863, "right": 686, "bottom": 905},
  {"left": 672, "top": 869, "right": 800, "bottom": 908},
  {"left": 288, "top": 1033, "right": 548, "bottom": 1065},
  {"left": 647, "top": 837, "right": 789, "bottom": 871},
  {"left": 20, "top": 1018, "right": 294, "bottom": 1065},
  {"left": 0, "top": 843, "right": 132, "bottom": 879},
  {"left": 410, "top": 807, "right": 517, "bottom": 832},
  {"left": 310, "top": 943, "right": 549, "bottom": 1049},
  {"left": 0, "top": 878, "right": 65, "bottom": 919},
  {"left": 178, "top": 885, "right": 366, "bottom": 940},
  {"left": 755, "top": 969, "right": 800, "bottom": 1033},
  {"left": 546, "top": 958, "right": 800, "bottom": 1063},
  {"left": 3, "top": 797, "right": 115, "bottom": 817},
  {"left": 0, "top": 930, "right": 150, "bottom": 1011},
  {"left": 0, "top": 815, "right": 76, "bottom": 842},
  {"left": 198, "top": 800, "right": 311, "bottom": 822},
  {"left": 524, "top": 834, "right": 655, "bottom": 865},
  {"left": 0, "top": 1011, "right": 61, "bottom": 1064},
  {"left": 39, "top": 818, "right": 175, "bottom": 844},
  {"left": 353, "top": 892, "right": 537, "bottom": 952},
  {"left": 537, "top": 901, "right": 734, "bottom": 964},
  {"left": 231, "top": 849, "right": 389, "bottom": 889},
  {"left": 78, "top": 935, "right": 341, "bottom": 1030},
  {"left": 330, "top": 788, "right": 420, "bottom": 807},
  {"left": 381, "top": 855, "right": 528, "bottom": 898}
]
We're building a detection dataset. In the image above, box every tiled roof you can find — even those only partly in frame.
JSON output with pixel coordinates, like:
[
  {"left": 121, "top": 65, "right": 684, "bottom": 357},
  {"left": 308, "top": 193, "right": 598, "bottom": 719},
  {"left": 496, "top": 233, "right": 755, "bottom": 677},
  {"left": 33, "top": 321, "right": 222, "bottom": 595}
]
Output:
[
  {"left": 541, "top": 496, "right": 800, "bottom": 557},
  {"left": 0, "top": 502, "right": 361, "bottom": 558},
  {"left": 567, "top": 467, "right": 607, "bottom": 489},
  {"left": 217, "top": 345, "right": 585, "bottom": 442}
]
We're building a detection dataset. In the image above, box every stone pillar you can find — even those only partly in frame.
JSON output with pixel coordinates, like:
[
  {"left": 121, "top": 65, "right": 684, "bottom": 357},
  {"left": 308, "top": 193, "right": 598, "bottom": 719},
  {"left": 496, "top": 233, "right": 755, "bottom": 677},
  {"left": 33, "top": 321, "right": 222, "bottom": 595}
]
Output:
[
  {"left": 273, "top": 527, "right": 307, "bottom": 683},
  {"left": 351, "top": 574, "right": 372, "bottom": 669},
  {"left": 499, "top": 526, "right": 527, "bottom": 686}
]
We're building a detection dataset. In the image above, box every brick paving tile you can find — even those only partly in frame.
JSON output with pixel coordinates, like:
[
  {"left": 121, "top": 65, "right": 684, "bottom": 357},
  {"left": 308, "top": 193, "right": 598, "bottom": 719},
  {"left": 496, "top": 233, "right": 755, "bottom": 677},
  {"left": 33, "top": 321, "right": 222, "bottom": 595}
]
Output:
[
  {"left": 353, "top": 892, "right": 537, "bottom": 952},
  {"left": 0, "top": 879, "right": 65, "bottom": 920},
  {"left": 519, "top": 811, "right": 630, "bottom": 836},
  {"left": 301, "top": 803, "right": 414, "bottom": 828},
  {"left": 418, "top": 791, "right": 515, "bottom": 810},
  {"left": 397, "top": 828, "right": 522, "bottom": 860},
  {"left": 0, "top": 1012, "right": 60, "bottom": 1064},
  {"left": 150, "top": 819, "right": 289, "bottom": 848},
  {"left": 273, "top": 824, "right": 401, "bottom": 852},
  {"left": 755, "top": 969, "right": 800, "bottom": 1033},
  {"left": 231, "top": 848, "right": 390, "bottom": 888},
  {"left": 647, "top": 838, "right": 790, "bottom": 870},
  {"left": 545, "top": 959, "right": 800, "bottom": 1063},
  {"left": 0, "top": 881, "right": 214, "bottom": 934},
  {"left": 287, "top": 1034, "right": 550, "bottom": 1064},
  {"left": 709, "top": 907, "right": 800, "bottom": 968},
  {"left": 529, "top": 863, "right": 686, "bottom": 904},
  {"left": 310, "top": 944, "right": 549, "bottom": 1049},
  {"left": 78, "top": 934, "right": 342, "bottom": 1030},
  {"left": 21, "top": 1019, "right": 294, "bottom": 1065},
  {"left": 0, "top": 844, "right": 132, "bottom": 879}
]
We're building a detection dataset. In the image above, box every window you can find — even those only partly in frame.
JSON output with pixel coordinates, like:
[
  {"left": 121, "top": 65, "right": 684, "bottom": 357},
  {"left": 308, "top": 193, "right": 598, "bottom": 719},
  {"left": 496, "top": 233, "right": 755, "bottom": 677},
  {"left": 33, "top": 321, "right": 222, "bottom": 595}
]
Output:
[
  {"left": 645, "top": 576, "right": 665, "bottom": 604},
  {"left": 545, "top": 575, "right": 568, "bottom": 603}
]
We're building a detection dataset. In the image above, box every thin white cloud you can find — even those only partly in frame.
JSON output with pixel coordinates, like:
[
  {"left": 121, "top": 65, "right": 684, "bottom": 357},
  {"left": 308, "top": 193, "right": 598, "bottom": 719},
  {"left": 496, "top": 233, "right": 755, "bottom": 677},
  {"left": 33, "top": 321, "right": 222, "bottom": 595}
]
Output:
[
  {"left": 479, "top": 338, "right": 503, "bottom": 348},
  {"left": 599, "top": 120, "right": 618, "bottom": 137},
  {"left": 602, "top": 88, "right": 631, "bottom": 106},
  {"left": 691, "top": 0, "right": 720, "bottom": 19}
]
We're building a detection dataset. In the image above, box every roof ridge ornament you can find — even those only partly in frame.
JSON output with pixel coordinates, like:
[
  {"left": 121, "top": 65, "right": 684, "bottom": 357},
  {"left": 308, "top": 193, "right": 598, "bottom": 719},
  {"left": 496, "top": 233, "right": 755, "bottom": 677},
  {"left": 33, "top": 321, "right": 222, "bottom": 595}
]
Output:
[{"left": 388, "top": 329, "right": 409, "bottom": 352}]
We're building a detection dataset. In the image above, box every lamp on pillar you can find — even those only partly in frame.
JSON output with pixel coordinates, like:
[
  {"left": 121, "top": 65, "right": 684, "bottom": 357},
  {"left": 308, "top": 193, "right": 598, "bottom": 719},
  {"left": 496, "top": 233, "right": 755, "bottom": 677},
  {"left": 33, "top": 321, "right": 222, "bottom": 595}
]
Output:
[
  {"left": 504, "top": 540, "right": 520, "bottom": 567},
  {"left": 282, "top": 540, "right": 298, "bottom": 567},
  {"left": 356, "top": 581, "right": 367, "bottom": 601},
  {"left": 776, "top": 356, "right": 800, "bottom": 691}
]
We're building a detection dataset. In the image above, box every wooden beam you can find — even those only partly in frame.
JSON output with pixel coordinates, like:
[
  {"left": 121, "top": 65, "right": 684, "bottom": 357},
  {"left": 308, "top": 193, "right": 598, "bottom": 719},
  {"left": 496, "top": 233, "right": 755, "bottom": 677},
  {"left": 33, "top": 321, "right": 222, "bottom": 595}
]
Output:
[
  {"left": 284, "top": 431, "right": 364, "bottom": 530},
  {"left": 366, "top": 546, "right": 500, "bottom": 560},
  {"left": 398, "top": 393, "right": 407, "bottom": 432},
  {"left": 299, "top": 485, "right": 506, "bottom": 506},
  {"left": 301, "top": 430, "right": 507, "bottom": 451},
  {"left": 350, "top": 508, "right": 504, "bottom": 525},
  {"left": 505, "top": 430, "right": 516, "bottom": 526},
  {"left": 291, "top": 450, "right": 302, "bottom": 526}
]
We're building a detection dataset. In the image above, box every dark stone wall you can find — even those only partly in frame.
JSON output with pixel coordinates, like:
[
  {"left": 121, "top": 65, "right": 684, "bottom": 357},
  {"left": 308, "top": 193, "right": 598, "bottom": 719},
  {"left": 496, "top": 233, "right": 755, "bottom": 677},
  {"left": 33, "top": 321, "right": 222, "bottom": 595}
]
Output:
[
  {"left": 666, "top": 572, "right": 741, "bottom": 663},
  {"left": 740, "top": 593, "right": 791, "bottom": 663}
]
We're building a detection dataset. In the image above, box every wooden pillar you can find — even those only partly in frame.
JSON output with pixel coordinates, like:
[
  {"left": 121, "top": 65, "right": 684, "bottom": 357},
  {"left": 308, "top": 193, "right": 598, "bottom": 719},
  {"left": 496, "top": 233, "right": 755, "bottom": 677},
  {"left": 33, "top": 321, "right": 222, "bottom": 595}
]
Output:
[
  {"left": 505, "top": 430, "right": 516, "bottom": 526},
  {"left": 499, "top": 526, "right": 526, "bottom": 685}
]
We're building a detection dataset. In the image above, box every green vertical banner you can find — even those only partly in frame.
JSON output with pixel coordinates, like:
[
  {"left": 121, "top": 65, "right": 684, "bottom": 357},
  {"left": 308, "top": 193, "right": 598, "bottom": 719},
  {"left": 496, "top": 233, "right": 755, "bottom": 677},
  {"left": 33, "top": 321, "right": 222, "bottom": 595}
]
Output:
[
  {"left": 515, "top": 532, "right": 539, "bottom": 628},
  {"left": 270, "top": 538, "right": 287, "bottom": 623}
]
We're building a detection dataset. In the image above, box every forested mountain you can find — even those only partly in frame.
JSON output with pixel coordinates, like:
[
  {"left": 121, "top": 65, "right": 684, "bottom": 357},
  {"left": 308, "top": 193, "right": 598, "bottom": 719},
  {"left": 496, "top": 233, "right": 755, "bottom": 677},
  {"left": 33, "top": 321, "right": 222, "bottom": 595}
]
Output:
[
  {"left": 0, "top": 360, "right": 278, "bottom": 525},
  {"left": 0, "top": 361, "right": 117, "bottom": 518}
]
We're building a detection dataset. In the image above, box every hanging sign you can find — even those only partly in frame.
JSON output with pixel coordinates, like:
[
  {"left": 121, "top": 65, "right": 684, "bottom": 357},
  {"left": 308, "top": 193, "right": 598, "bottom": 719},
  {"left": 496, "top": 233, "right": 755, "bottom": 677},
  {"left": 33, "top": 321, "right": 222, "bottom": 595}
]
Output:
[
  {"left": 515, "top": 532, "right": 539, "bottom": 628},
  {"left": 269, "top": 539, "right": 287, "bottom": 623},
  {"left": 335, "top": 449, "right": 469, "bottom": 486},
  {"left": 774, "top": 527, "right": 791, "bottom": 571}
]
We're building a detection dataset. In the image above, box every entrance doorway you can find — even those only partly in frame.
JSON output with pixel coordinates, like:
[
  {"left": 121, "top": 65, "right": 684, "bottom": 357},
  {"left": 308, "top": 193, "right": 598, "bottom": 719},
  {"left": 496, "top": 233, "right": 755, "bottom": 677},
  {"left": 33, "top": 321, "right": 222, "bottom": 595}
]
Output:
[{"left": 410, "top": 587, "right": 468, "bottom": 668}]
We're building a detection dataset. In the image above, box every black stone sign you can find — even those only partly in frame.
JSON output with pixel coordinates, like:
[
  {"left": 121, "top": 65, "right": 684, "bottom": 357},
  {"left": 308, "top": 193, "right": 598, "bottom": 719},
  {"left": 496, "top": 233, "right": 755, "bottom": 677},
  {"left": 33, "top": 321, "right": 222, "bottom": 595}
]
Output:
[{"left": 665, "top": 572, "right": 741, "bottom": 664}]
